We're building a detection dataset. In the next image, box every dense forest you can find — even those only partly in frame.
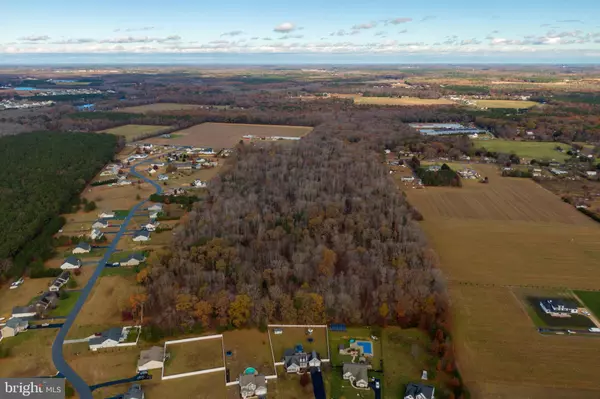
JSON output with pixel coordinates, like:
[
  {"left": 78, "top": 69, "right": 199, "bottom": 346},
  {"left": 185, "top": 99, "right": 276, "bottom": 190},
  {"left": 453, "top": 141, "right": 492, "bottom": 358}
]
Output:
[{"left": 0, "top": 132, "right": 119, "bottom": 277}]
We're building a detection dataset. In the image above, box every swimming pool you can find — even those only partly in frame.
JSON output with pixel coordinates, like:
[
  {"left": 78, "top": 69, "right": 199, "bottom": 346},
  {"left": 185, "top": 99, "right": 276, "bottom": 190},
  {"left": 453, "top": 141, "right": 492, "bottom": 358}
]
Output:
[{"left": 356, "top": 340, "right": 373, "bottom": 355}]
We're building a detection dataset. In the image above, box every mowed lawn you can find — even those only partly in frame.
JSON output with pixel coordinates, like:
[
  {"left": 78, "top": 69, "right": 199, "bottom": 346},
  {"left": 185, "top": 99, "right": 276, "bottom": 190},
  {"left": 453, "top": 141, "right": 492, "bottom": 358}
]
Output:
[
  {"left": 328, "top": 326, "right": 381, "bottom": 368},
  {"left": 574, "top": 290, "right": 600, "bottom": 319},
  {"left": 115, "top": 103, "right": 206, "bottom": 113},
  {"left": 473, "top": 99, "right": 539, "bottom": 109},
  {"left": 472, "top": 138, "right": 568, "bottom": 160},
  {"left": 143, "top": 122, "right": 313, "bottom": 149},
  {"left": 269, "top": 326, "right": 328, "bottom": 361},
  {"left": 223, "top": 329, "right": 275, "bottom": 376},
  {"left": 164, "top": 337, "right": 224, "bottom": 375},
  {"left": 65, "top": 344, "right": 139, "bottom": 385},
  {"left": 99, "top": 124, "right": 171, "bottom": 142},
  {"left": 0, "top": 330, "right": 57, "bottom": 378}
]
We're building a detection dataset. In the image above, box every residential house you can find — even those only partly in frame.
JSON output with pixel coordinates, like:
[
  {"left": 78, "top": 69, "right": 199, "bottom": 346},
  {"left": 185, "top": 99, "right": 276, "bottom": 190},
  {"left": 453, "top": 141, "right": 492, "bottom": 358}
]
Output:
[
  {"left": 0, "top": 318, "right": 28, "bottom": 337},
  {"left": 308, "top": 351, "right": 321, "bottom": 369},
  {"left": 92, "top": 219, "right": 109, "bottom": 229},
  {"left": 404, "top": 383, "right": 435, "bottom": 399},
  {"left": 539, "top": 299, "right": 578, "bottom": 315},
  {"left": 151, "top": 163, "right": 165, "bottom": 168},
  {"left": 137, "top": 346, "right": 165, "bottom": 372},
  {"left": 122, "top": 253, "right": 146, "bottom": 267},
  {"left": 61, "top": 256, "right": 82, "bottom": 270},
  {"left": 342, "top": 363, "right": 369, "bottom": 388},
  {"left": 158, "top": 174, "right": 169, "bottom": 181},
  {"left": 49, "top": 271, "right": 70, "bottom": 292},
  {"left": 147, "top": 168, "right": 156, "bottom": 175},
  {"left": 133, "top": 230, "right": 150, "bottom": 242},
  {"left": 401, "top": 176, "right": 415, "bottom": 182},
  {"left": 90, "top": 229, "right": 104, "bottom": 240},
  {"left": 147, "top": 204, "right": 163, "bottom": 212},
  {"left": 72, "top": 242, "right": 91, "bottom": 254},
  {"left": 283, "top": 349, "right": 308, "bottom": 373},
  {"left": 98, "top": 211, "right": 115, "bottom": 219},
  {"left": 123, "top": 384, "right": 144, "bottom": 399},
  {"left": 586, "top": 171, "right": 597, "bottom": 177},
  {"left": 12, "top": 306, "right": 37, "bottom": 318},
  {"left": 239, "top": 373, "right": 267, "bottom": 399},
  {"left": 36, "top": 291, "right": 59, "bottom": 313},
  {"left": 149, "top": 211, "right": 159, "bottom": 220},
  {"left": 89, "top": 327, "right": 125, "bottom": 351},
  {"left": 192, "top": 180, "right": 207, "bottom": 188},
  {"left": 142, "top": 220, "right": 159, "bottom": 232},
  {"left": 174, "top": 162, "right": 193, "bottom": 170}
]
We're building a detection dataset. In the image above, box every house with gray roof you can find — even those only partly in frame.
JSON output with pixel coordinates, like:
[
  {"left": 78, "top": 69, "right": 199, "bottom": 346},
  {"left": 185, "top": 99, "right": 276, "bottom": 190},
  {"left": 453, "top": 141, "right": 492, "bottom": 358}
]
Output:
[
  {"left": 92, "top": 219, "right": 109, "bottom": 229},
  {"left": 137, "top": 346, "right": 165, "bottom": 371},
  {"left": 133, "top": 230, "right": 150, "bottom": 242},
  {"left": 72, "top": 242, "right": 91, "bottom": 254},
  {"left": 36, "top": 291, "right": 59, "bottom": 313},
  {"left": 239, "top": 373, "right": 267, "bottom": 398},
  {"left": 89, "top": 327, "right": 125, "bottom": 351},
  {"left": 122, "top": 253, "right": 146, "bottom": 267},
  {"left": 342, "top": 363, "right": 369, "bottom": 388},
  {"left": 12, "top": 306, "right": 37, "bottom": 318},
  {"left": 49, "top": 271, "right": 70, "bottom": 292},
  {"left": 404, "top": 382, "right": 435, "bottom": 399},
  {"left": 283, "top": 349, "right": 308, "bottom": 373},
  {"left": 1, "top": 318, "right": 28, "bottom": 337},
  {"left": 61, "top": 256, "right": 82, "bottom": 270},
  {"left": 123, "top": 384, "right": 144, "bottom": 399}
]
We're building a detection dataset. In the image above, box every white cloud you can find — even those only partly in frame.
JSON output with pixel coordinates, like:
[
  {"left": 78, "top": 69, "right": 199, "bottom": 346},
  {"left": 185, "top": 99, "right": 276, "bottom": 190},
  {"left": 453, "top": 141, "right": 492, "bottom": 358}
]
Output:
[
  {"left": 375, "top": 31, "right": 387, "bottom": 37},
  {"left": 352, "top": 22, "right": 377, "bottom": 30},
  {"left": 221, "top": 30, "right": 244, "bottom": 37},
  {"left": 19, "top": 35, "right": 50, "bottom": 42},
  {"left": 420, "top": 16, "right": 436, "bottom": 22},
  {"left": 115, "top": 26, "right": 156, "bottom": 33},
  {"left": 398, "top": 29, "right": 408, "bottom": 34},
  {"left": 279, "top": 34, "right": 304, "bottom": 40},
  {"left": 273, "top": 22, "right": 298, "bottom": 33},
  {"left": 388, "top": 17, "right": 413, "bottom": 25}
]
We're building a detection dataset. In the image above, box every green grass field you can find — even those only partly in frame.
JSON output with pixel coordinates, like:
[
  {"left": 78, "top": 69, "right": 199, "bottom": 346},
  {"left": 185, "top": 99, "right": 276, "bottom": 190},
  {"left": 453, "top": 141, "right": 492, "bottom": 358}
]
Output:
[
  {"left": 472, "top": 139, "right": 568, "bottom": 160},
  {"left": 328, "top": 326, "right": 382, "bottom": 369},
  {"left": 98, "top": 125, "right": 172, "bottom": 143},
  {"left": 49, "top": 292, "right": 82, "bottom": 317},
  {"left": 574, "top": 291, "right": 600, "bottom": 319}
]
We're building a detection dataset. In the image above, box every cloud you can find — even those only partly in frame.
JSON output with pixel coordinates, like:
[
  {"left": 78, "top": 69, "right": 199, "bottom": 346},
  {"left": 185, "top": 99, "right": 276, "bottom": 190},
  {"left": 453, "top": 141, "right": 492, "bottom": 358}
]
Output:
[
  {"left": 388, "top": 17, "right": 413, "bottom": 25},
  {"left": 398, "top": 29, "right": 408, "bottom": 34},
  {"left": 96, "top": 35, "right": 181, "bottom": 44},
  {"left": 250, "top": 36, "right": 259, "bottom": 40},
  {"left": 492, "top": 30, "right": 500, "bottom": 34},
  {"left": 279, "top": 34, "right": 304, "bottom": 40},
  {"left": 262, "top": 37, "right": 272, "bottom": 41},
  {"left": 19, "top": 35, "right": 50, "bottom": 42},
  {"left": 540, "top": 24, "right": 551, "bottom": 27},
  {"left": 221, "top": 30, "right": 244, "bottom": 37},
  {"left": 460, "top": 39, "right": 482, "bottom": 45},
  {"left": 352, "top": 22, "right": 377, "bottom": 30},
  {"left": 115, "top": 26, "right": 156, "bottom": 33},
  {"left": 375, "top": 31, "right": 387, "bottom": 37},
  {"left": 557, "top": 20, "right": 584, "bottom": 24},
  {"left": 330, "top": 29, "right": 359, "bottom": 37},
  {"left": 52, "top": 38, "right": 97, "bottom": 44},
  {"left": 273, "top": 22, "right": 298, "bottom": 33},
  {"left": 420, "top": 16, "right": 436, "bottom": 22}
]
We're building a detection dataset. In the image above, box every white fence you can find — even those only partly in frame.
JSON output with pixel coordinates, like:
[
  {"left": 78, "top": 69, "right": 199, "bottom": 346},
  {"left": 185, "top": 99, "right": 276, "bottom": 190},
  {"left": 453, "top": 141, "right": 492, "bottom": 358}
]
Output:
[
  {"left": 162, "top": 334, "right": 225, "bottom": 381},
  {"left": 267, "top": 324, "right": 331, "bottom": 362}
]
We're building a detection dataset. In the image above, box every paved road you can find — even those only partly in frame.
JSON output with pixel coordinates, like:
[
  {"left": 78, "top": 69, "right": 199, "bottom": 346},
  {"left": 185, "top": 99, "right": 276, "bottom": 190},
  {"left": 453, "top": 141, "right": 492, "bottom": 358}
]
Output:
[
  {"left": 310, "top": 368, "right": 326, "bottom": 399},
  {"left": 28, "top": 323, "right": 63, "bottom": 329},
  {"left": 89, "top": 372, "right": 152, "bottom": 391},
  {"left": 51, "top": 159, "right": 163, "bottom": 399},
  {"left": 537, "top": 327, "right": 600, "bottom": 336}
]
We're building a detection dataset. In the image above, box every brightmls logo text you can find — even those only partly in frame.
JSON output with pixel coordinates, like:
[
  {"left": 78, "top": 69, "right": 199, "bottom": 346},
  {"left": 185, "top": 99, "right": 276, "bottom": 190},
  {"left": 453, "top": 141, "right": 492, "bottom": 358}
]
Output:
[{"left": 0, "top": 379, "right": 64, "bottom": 398}]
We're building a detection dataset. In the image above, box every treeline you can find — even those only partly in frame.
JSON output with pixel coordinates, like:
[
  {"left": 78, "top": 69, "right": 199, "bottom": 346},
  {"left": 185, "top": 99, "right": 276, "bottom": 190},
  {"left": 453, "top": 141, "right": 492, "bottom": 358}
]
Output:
[
  {"left": 149, "top": 193, "right": 202, "bottom": 210},
  {"left": 415, "top": 164, "right": 462, "bottom": 187},
  {"left": 0, "top": 132, "right": 118, "bottom": 278}
]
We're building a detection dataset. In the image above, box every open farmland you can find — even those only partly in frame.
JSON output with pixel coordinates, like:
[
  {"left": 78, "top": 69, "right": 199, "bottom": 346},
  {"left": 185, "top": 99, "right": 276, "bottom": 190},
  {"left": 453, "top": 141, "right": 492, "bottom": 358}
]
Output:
[
  {"left": 472, "top": 139, "right": 568, "bottom": 160},
  {"left": 403, "top": 162, "right": 600, "bottom": 397},
  {"left": 99, "top": 124, "right": 171, "bottom": 142},
  {"left": 115, "top": 103, "right": 207, "bottom": 113},
  {"left": 472, "top": 99, "right": 539, "bottom": 109},
  {"left": 142, "top": 122, "right": 312, "bottom": 149},
  {"left": 331, "top": 94, "right": 455, "bottom": 106}
]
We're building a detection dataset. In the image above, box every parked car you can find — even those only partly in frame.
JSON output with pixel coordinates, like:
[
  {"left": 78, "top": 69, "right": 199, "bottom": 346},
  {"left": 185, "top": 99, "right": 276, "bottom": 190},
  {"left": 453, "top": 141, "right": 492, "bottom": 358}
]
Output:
[{"left": 273, "top": 328, "right": 283, "bottom": 335}]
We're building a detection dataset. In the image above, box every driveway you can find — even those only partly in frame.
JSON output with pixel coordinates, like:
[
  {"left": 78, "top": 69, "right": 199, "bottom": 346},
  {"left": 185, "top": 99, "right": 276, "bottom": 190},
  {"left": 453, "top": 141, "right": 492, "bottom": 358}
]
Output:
[{"left": 51, "top": 158, "right": 163, "bottom": 399}]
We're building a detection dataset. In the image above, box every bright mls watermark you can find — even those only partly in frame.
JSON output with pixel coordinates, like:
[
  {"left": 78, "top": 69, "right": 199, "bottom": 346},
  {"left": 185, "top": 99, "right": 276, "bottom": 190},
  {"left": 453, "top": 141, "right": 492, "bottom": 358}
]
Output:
[{"left": 0, "top": 379, "right": 64, "bottom": 398}]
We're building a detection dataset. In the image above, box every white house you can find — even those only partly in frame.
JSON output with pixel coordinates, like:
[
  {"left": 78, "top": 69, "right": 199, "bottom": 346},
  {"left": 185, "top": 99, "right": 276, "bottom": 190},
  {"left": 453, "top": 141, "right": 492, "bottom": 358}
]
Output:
[
  {"left": 61, "top": 256, "right": 82, "bottom": 270},
  {"left": 308, "top": 351, "right": 321, "bottom": 368},
  {"left": 1, "top": 318, "right": 28, "bottom": 338},
  {"left": 147, "top": 204, "right": 163, "bottom": 212},
  {"left": 142, "top": 220, "right": 159, "bottom": 232},
  {"left": 404, "top": 383, "right": 435, "bottom": 399},
  {"left": 239, "top": 374, "right": 267, "bottom": 399},
  {"left": 72, "top": 242, "right": 91, "bottom": 254},
  {"left": 342, "top": 363, "right": 369, "bottom": 389},
  {"left": 90, "top": 229, "right": 104, "bottom": 240},
  {"left": 92, "top": 219, "right": 109, "bottom": 229},
  {"left": 89, "top": 327, "right": 125, "bottom": 351},
  {"left": 158, "top": 174, "right": 169, "bottom": 181},
  {"left": 539, "top": 299, "right": 578, "bottom": 315},
  {"left": 147, "top": 168, "right": 156, "bottom": 175},
  {"left": 401, "top": 176, "right": 415, "bottom": 182},
  {"left": 192, "top": 180, "right": 207, "bottom": 188},
  {"left": 11, "top": 306, "right": 37, "bottom": 318},
  {"left": 122, "top": 253, "right": 146, "bottom": 267},
  {"left": 49, "top": 271, "right": 70, "bottom": 292},
  {"left": 133, "top": 230, "right": 150, "bottom": 242},
  {"left": 586, "top": 171, "right": 597, "bottom": 177},
  {"left": 137, "top": 346, "right": 165, "bottom": 372}
]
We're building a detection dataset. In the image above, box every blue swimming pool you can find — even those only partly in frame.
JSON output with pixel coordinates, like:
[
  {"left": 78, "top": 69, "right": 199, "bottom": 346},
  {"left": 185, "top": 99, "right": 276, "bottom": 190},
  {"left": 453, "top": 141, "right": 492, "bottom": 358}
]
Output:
[{"left": 356, "top": 340, "right": 373, "bottom": 355}]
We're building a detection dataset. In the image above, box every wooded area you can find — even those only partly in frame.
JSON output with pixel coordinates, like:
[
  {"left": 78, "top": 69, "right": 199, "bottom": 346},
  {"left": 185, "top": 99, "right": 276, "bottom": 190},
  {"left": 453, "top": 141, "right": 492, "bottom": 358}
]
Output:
[{"left": 0, "top": 132, "right": 118, "bottom": 277}]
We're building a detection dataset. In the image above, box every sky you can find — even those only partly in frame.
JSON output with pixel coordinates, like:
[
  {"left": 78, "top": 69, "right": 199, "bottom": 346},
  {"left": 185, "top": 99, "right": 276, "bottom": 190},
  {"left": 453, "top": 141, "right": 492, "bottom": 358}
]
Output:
[{"left": 2, "top": 0, "right": 600, "bottom": 64}]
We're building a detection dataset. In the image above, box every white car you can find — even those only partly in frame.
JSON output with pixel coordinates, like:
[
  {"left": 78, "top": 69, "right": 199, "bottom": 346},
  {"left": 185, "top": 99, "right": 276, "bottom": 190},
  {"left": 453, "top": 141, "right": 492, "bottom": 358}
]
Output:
[{"left": 273, "top": 328, "right": 283, "bottom": 335}]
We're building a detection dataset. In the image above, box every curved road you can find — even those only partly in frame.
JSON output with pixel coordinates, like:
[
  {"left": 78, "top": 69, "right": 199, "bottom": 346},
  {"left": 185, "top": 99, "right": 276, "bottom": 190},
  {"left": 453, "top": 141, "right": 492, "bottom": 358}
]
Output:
[{"left": 52, "top": 159, "right": 163, "bottom": 399}]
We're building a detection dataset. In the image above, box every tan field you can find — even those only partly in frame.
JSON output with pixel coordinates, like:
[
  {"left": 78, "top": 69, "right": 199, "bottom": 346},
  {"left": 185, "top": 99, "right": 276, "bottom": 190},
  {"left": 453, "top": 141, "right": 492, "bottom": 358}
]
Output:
[
  {"left": 330, "top": 93, "right": 455, "bottom": 106},
  {"left": 0, "top": 330, "right": 57, "bottom": 378},
  {"left": 115, "top": 103, "right": 208, "bottom": 113},
  {"left": 164, "top": 338, "right": 224, "bottom": 376},
  {"left": 403, "top": 163, "right": 600, "bottom": 397},
  {"left": 0, "top": 278, "right": 53, "bottom": 319},
  {"left": 223, "top": 329, "right": 275, "bottom": 377},
  {"left": 82, "top": 182, "right": 156, "bottom": 212},
  {"left": 144, "top": 372, "right": 227, "bottom": 399},
  {"left": 143, "top": 122, "right": 312, "bottom": 149},
  {"left": 473, "top": 99, "right": 539, "bottom": 109},
  {"left": 99, "top": 125, "right": 171, "bottom": 142},
  {"left": 65, "top": 345, "right": 139, "bottom": 385}
]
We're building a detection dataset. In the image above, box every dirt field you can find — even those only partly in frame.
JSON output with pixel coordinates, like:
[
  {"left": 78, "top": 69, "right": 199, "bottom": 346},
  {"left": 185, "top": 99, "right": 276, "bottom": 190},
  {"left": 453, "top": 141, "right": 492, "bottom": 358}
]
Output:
[
  {"left": 66, "top": 345, "right": 139, "bottom": 385},
  {"left": 143, "top": 122, "right": 313, "bottom": 150},
  {"left": 164, "top": 337, "right": 224, "bottom": 376},
  {"left": 0, "top": 330, "right": 57, "bottom": 377},
  {"left": 473, "top": 99, "right": 539, "bottom": 109},
  {"left": 403, "top": 161, "right": 600, "bottom": 397},
  {"left": 81, "top": 182, "right": 156, "bottom": 214},
  {"left": 99, "top": 125, "right": 171, "bottom": 142},
  {"left": 223, "top": 329, "right": 275, "bottom": 377},
  {"left": 0, "top": 278, "right": 53, "bottom": 319},
  {"left": 269, "top": 326, "right": 328, "bottom": 361},
  {"left": 115, "top": 103, "right": 208, "bottom": 113}
]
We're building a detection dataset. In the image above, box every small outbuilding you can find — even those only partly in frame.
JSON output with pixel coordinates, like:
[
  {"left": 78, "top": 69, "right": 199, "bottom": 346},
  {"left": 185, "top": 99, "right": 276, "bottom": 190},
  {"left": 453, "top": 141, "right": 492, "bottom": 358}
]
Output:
[{"left": 72, "top": 242, "right": 91, "bottom": 254}]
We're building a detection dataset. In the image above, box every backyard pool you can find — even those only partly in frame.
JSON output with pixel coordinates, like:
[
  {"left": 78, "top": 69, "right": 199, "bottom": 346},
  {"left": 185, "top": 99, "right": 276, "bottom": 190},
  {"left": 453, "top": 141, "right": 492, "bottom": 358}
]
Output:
[{"left": 356, "top": 340, "right": 373, "bottom": 356}]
